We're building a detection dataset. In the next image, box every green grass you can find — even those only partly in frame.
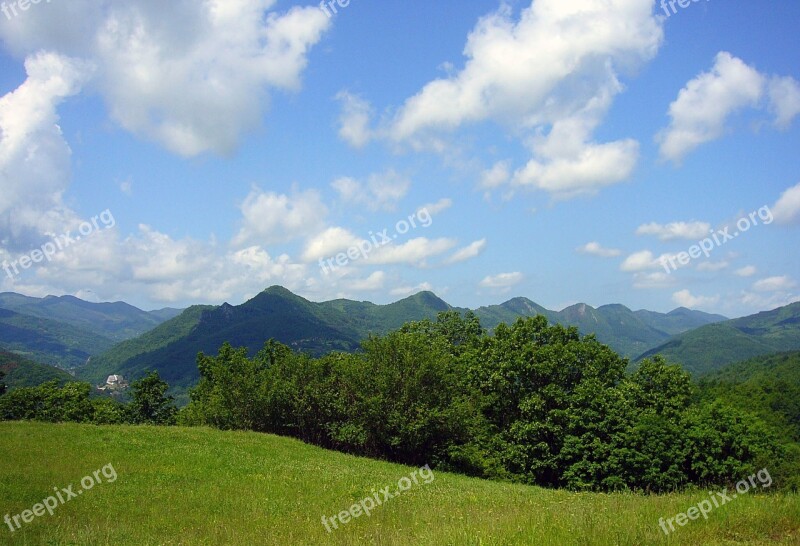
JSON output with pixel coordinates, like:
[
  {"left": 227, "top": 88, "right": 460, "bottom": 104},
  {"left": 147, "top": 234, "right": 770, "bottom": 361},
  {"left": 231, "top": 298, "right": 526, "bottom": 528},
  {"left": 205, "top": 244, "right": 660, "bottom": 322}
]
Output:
[{"left": 0, "top": 422, "right": 798, "bottom": 545}]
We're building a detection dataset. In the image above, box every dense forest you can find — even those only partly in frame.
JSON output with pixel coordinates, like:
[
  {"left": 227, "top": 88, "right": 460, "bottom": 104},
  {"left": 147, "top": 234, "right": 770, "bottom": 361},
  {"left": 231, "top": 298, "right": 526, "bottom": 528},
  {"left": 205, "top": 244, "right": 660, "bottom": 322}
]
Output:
[{"left": 2, "top": 312, "right": 797, "bottom": 492}]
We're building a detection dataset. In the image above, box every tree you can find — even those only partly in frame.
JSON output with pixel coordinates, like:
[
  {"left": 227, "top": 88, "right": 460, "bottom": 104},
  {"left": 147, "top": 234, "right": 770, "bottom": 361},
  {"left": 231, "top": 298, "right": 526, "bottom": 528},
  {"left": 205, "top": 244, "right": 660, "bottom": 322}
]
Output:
[
  {"left": 128, "top": 371, "right": 177, "bottom": 425},
  {"left": 0, "top": 370, "right": 6, "bottom": 396}
]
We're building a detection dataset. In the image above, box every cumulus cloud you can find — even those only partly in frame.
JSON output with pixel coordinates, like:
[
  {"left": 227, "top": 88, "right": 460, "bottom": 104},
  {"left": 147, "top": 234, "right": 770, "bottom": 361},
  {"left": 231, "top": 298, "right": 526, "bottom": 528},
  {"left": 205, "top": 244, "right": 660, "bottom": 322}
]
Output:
[
  {"left": 672, "top": 289, "right": 720, "bottom": 309},
  {"left": 658, "top": 53, "right": 800, "bottom": 162},
  {"left": 336, "top": 91, "right": 374, "bottom": 148},
  {"left": 735, "top": 265, "right": 757, "bottom": 277},
  {"left": 390, "top": 282, "right": 435, "bottom": 297},
  {"left": 367, "top": 238, "right": 457, "bottom": 267},
  {"left": 331, "top": 170, "right": 411, "bottom": 212},
  {"left": 0, "top": 0, "right": 330, "bottom": 156},
  {"left": 479, "top": 272, "right": 524, "bottom": 290},
  {"left": 445, "top": 239, "right": 487, "bottom": 264},
  {"left": 418, "top": 198, "right": 453, "bottom": 216},
  {"left": 577, "top": 242, "right": 622, "bottom": 258},
  {"left": 0, "top": 52, "right": 94, "bottom": 247},
  {"left": 696, "top": 261, "right": 729, "bottom": 272},
  {"left": 378, "top": 0, "right": 662, "bottom": 198},
  {"left": 753, "top": 275, "right": 796, "bottom": 292},
  {"left": 771, "top": 181, "right": 800, "bottom": 225},
  {"left": 620, "top": 250, "right": 658, "bottom": 272},
  {"left": 636, "top": 221, "right": 711, "bottom": 241},
  {"left": 233, "top": 188, "right": 327, "bottom": 246},
  {"left": 768, "top": 76, "right": 800, "bottom": 129}
]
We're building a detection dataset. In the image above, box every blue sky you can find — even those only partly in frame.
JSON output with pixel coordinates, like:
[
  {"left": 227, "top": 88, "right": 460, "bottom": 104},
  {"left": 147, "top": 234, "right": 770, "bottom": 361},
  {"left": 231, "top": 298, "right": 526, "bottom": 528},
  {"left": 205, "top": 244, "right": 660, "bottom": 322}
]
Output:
[{"left": 0, "top": 0, "right": 798, "bottom": 317}]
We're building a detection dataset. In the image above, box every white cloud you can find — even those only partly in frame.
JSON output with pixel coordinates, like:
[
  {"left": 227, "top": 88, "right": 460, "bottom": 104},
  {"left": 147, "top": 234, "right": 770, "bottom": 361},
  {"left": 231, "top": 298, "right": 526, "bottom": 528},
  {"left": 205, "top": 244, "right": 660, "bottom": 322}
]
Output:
[
  {"left": 658, "top": 52, "right": 765, "bottom": 163},
  {"left": 418, "top": 198, "right": 453, "bottom": 216},
  {"left": 331, "top": 170, "right": 411, "bottom": 212},
  {"left": 672, "top": 289, "right": 720, "bottom": 309},
  {"left": 233, "top": 188, "right": 327, "bottom": 246},
  {"left": 577, "top": 242, "right": 621, "bottom": 258},
  {"left": 346, "top": 271, "right": 386, "bottom": 292},
  {"left": 384, "top": 0, "right": 661, "bottom": 197},
  {"left": 336, "top": 91, "right": 374, "bottom": 148},
  {"left": 696, "top": 261, "right": 729, "bottom": 272},
  {"left": 301, "top": 227, "right": 362, "bottom": 263},
  {"left": 753, "top": 275, "right": 796, "bottom": 292},
  {"left": 768, "top": 76, "right": 800, "bottom": 129},
  {"left": 390, "top": 283, "right": 434, "bottom": 297},
  {"left": 445, "top": 239, "right": 487, "bottom": 264},
  {"left": 119, "top": 179, "right": 133, "bottom": 196},
  {"left": 771, "top": 181, "right": 800, "bottom": 225},
  {"left": 636, "top": 221, "right": 711, "bottom": 241},
  {"left": 480, "top": 161, "right": 510, "bottom": 189},
  {"left": 0, "top": 52, "right": 94, "bottom": 247},
  {"left": 367, "top": 238, "right": 457, "bottom": 267},
  {"left": 0, "top": 1, "right": 331, "bottom": 156},
  {"left": 620, "top": 250, "right": 658, "bottom": 272},
  {"left": 479, "top": 272, "right": 524, "bottom": 290},
  {"left": 734, "top": 265, "right": 757, "bottom": 277},
  {"left": 633, "top": 272, "right": 675, "bottom": 289}
]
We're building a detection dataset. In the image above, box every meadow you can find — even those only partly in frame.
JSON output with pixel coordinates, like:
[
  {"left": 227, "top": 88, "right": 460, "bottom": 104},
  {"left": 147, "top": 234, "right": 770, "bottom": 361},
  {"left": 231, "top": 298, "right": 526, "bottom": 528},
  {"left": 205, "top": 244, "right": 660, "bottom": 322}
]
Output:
[{"left": 1, "top": 422, "right": 798, "bottom": 545}]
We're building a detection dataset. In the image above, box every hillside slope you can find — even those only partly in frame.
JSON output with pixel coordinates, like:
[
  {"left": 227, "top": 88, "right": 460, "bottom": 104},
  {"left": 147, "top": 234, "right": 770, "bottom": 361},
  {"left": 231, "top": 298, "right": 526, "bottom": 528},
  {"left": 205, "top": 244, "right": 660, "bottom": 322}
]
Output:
[
  {"left": 475, "top": 299, "right": 725, "bottom": 357},
  {"left": 0, "top": 293, "right": 174, "bottom": 342},
  {"left": 0, "top": 350, "right": 73, "bottom": 388},
  {"left": 79, "top": 287, "right": 453, "bottom": 391},
  {"left": 637, "top": 302, "right": 800, "bottom": 375},
  {"left": 0, "top": 422, "right": 796, "bottom": 545},
  {"left": 0, "top": 308, "right": 115, "bottom": 369}
]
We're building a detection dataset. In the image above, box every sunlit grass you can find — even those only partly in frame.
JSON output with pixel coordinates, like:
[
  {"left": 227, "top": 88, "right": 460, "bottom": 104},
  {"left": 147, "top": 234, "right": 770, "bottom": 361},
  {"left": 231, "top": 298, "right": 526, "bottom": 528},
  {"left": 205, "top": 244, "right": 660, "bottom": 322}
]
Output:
[{"left": 0, "top": 422, "right": 797, "bottom": 545}]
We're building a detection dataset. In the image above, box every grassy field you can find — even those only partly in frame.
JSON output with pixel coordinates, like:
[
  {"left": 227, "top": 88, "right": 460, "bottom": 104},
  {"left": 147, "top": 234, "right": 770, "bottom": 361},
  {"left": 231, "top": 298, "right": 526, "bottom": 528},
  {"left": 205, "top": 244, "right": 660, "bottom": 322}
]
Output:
[{"left": 0, "top": 422, "right": 798, "bottom": 545}]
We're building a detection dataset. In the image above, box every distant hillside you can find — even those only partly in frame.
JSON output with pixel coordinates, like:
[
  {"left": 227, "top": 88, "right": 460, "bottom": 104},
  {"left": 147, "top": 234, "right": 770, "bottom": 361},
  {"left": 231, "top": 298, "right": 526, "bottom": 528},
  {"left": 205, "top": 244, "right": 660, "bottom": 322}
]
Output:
[
  {"left": 475, "top": 299, "right": 725, "bottom": 357},
  {"left": 0, "top": 293, "right": 176, "bottom": 342},
  {"left": 698, "top": 351, "right": 800, "bottom": 442},
  {"left": 0, "top": 350, "right": 74, "bottom": 388},
  {"left": 78, "top": 287, "right": 453, "bottom": 393},
  {"left": 0, "top": 308, "right": 115, "bottom": 369},
  {"left": 636, "top": 302, "right": 800, "bottom": 375}
]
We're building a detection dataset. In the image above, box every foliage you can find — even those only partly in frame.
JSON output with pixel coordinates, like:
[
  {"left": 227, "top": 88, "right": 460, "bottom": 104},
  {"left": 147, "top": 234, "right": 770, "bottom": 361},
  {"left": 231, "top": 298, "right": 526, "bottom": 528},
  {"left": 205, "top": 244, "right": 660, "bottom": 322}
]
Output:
[
  {"left": 128, "top": 371, "right": 177, "bottom": 425},
  {"left": 183, "top": 313, "right": 787, "bottom": 492}
]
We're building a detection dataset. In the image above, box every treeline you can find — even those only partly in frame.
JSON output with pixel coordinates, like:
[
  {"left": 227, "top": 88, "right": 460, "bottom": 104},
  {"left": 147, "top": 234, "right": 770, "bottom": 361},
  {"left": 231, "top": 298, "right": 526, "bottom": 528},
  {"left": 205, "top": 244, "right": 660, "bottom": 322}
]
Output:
[
  {"left": 0, "top": 371, "right": 176, "bottom": 426},
  {"left": 1, "top": 313, "right": 795, "bottom": 492},
  {"left": 180, "top": 313, "right": 792, "bottom": 492}
]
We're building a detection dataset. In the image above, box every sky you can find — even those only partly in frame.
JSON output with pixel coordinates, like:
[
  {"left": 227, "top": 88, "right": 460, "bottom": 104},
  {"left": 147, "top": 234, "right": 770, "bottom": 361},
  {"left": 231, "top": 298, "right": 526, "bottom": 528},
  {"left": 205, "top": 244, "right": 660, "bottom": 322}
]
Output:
[{"left": 0, "top": 0, "right": 798, "bottom": 317}]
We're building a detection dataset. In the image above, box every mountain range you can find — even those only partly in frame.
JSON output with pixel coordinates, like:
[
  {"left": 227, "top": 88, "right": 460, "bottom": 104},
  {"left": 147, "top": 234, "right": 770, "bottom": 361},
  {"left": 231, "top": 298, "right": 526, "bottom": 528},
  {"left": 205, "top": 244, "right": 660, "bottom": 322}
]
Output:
[
  {"left": 2, "top": 287, "right": 799, "bottom": 400},
  {"left": 76, "top": 286, "right": 730, "bottom": 395}
]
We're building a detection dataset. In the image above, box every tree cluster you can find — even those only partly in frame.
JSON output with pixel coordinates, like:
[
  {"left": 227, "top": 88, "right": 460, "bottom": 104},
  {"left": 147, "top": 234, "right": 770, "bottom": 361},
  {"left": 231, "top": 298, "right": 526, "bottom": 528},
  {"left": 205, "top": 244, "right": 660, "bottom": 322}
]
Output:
[
  {"left": 0, "top": 371, "right": 176, "bottom": 426},
  {"left": 181, "top": 313, "right": 785, "bottom": 492}
]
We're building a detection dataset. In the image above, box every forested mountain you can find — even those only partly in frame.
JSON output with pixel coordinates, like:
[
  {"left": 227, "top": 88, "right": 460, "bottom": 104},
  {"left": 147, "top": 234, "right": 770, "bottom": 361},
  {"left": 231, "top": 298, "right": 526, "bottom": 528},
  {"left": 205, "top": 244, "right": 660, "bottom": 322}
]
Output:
[
  {"left": 0, "top": 293, "right": 179, "bottom": 342},
  {"left": 0, "top": 308, "right": 115, "bottom": 369},
  {"left": 474, "top": 300, "right": 725, "bottom": 357},
  {"left": 636, "top": 302, "right": 800, "bottom": 375},
  {"left": 0, "top": 350, "right": 73, "bottom": 389},
  {"left": 78, "top": 287, "right": 453, "bottom": 391},
  {"left": 79, "top": 286, "right": 730, "bottom": 395}
]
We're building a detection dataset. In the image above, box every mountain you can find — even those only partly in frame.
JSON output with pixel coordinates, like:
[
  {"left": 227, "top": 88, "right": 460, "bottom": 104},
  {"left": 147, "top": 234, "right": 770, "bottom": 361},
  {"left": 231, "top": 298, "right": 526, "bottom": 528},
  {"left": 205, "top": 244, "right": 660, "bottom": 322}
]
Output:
[
  {"left": 0, "top": 308, "right": 115, "bottom": 369},
  {"left": 78, "top": 287, "right": 454, "bottom": 394},
  {"left": 0, "top": 350, "right": 74, "bottom": 389},
  {"left": 475, "top": 300, "right": 725, "bottom": 358},
  {"left": 0, "top": 293, "right": 178, "bottom": 342},
  {"left": 636, "top": 302, "right": 800, "bottom": 375}
]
